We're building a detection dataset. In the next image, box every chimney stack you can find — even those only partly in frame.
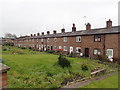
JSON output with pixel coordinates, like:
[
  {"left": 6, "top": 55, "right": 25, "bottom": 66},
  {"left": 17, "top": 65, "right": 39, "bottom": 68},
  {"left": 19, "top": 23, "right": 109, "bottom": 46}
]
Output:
[
  {"left": 47, "top": 31, "right": 50, "bottom": 35},
  {"left": 61, "top": 28, "right": 65, "bottom": 33},
  {"left": 106, "top": 19, "right": 112, "bottom": 28},
  {"left": 42, "top": 32, "right": 44, "bottom": 35},
  {"left": 53, "top": 30, "right": 57, "bottom": 34},
  {"left": 72, "top": 23, "right": 76, "bottom": 32},
  {"left": 31, "top": 34, "right": 33, "bottom": 37},
  {"left": 37, "top": 33, "right": 40, "bottom": 36},
  {"left": 86, "top": 23, "right": 91, "bottom": 30}
]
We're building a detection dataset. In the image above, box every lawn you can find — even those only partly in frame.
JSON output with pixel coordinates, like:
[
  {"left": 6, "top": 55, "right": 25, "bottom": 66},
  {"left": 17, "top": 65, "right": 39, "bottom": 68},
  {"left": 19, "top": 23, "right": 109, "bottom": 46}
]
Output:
[
  {"left": 2, "top": 46, "right": 118, "bottom": 88},
  {"left": 81, "top": 73, "right": 118, "bottom": 88}
]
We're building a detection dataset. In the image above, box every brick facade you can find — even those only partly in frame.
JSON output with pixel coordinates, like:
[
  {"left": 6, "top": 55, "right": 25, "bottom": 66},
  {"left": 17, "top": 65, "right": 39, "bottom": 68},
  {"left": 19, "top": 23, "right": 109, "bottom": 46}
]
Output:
[{"left": 6, "top": 20, "right": 120, "bottom": 61}]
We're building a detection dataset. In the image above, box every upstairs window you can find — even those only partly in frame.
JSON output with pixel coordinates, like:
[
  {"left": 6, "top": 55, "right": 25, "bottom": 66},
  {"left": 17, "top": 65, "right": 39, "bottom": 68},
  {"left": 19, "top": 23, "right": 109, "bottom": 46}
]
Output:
[
  {"left": 76, "top": 36, "right": 81, "bottom": 42},
  {"left": 47, "top": 38, "right": 50, "bottom": 42},
  {"left": 63, "top": 37, "right": 68, "bottom": 42},
  {"left": 41, "top": 38, "right": 43, "bottom": 42},
  {"left": 94, "top": 35, "right": 101, "bottom": 42},
  {"left": 93, "top": 49, "right": 101, "bottom": 55},
  {"left": 54, "top": 38, "right": 57, "bottom": 42}
]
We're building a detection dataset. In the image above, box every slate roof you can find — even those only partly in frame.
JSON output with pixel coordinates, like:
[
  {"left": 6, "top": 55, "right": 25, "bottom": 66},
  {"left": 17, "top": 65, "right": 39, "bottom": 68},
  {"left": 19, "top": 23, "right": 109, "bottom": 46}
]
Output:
[{"left": 18, "top": 26, "right": 120, "bottom": 40}]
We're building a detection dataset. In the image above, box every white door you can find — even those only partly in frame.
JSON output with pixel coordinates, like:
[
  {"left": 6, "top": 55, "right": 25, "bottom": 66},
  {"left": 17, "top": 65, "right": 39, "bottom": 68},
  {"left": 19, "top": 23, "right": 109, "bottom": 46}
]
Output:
[
  {"left": 106, "top": 49, "right": 113, "bottom": 61},
  {"left": 70, "top": 47, "right": 73, "bottom": 53}
]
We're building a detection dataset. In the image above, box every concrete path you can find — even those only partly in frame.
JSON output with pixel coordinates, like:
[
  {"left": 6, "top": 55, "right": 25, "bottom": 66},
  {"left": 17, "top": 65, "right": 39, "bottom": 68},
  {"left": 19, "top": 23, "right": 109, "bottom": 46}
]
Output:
[{"left": 61, "top": 72, "right": 118, "bottom": 88}]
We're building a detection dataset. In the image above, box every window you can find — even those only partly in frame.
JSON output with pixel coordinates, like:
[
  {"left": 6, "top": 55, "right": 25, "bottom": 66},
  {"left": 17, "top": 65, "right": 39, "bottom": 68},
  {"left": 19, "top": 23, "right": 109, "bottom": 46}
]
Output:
[
  {"left": 93, "top": 49, "right": 101, "bottom": 55},
  {"left": 94, "top": 35, "right": 101, "bottom": 42},
  {"left": 36, "top": 39, "right": 38, "bottom": 42},
  {"left": 54, "top": 38, "right": 57, "bottom": 42},
  {"left": 41, "top": 38, "right": 43, "bottom": 42},
  {"left": 106, "top": 49, "right": 113, "bottom": 58},
  {"left": 47, "top": 38, "right": 50, "bottom": 42},
  {"left": 76, "top": 47, "right": 81, "bottom": 53},
  {"left": 59, "top": 46, "right": 62, "bottom": 49},
  {"left": 63, "top": 37, "right": 68, "bottom": 42},
  {"left": 64, "top": 46, "right": 68, "bottom": 51},
  {"left": 32, "top": 39, "right": 34, "bottom": 42},
  {"left": 76, "top": 36, "right": 81, "bottom": 42}
]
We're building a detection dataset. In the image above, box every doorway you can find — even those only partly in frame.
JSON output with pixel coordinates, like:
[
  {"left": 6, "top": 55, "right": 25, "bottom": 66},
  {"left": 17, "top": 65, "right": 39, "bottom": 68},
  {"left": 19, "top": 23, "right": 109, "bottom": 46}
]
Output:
[{"left": 85, "top": 48, "right": 89, "bottom": 57}]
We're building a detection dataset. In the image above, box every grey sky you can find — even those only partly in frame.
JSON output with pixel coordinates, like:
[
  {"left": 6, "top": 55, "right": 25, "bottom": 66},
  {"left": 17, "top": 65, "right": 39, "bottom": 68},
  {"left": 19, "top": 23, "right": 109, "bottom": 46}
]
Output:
[{"left": 0, "top": 0, "right": 119, "bottom": 37}]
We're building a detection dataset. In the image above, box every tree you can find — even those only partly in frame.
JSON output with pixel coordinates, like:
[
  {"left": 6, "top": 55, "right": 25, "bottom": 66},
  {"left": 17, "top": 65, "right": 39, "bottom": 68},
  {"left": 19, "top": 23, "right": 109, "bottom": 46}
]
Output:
[{"left": 4, "top": 33, "right": 17, "bottom": 38}]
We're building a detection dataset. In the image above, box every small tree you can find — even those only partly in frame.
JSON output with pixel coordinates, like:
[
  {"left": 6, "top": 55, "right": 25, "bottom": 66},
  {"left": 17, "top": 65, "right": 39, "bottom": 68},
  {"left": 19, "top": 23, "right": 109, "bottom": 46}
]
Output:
[
  {"left": 81, "top": 63, "right": 88, "bottom": 71},
  {"left": 58, "top": 54, "right": 71, "bottom": 68}
]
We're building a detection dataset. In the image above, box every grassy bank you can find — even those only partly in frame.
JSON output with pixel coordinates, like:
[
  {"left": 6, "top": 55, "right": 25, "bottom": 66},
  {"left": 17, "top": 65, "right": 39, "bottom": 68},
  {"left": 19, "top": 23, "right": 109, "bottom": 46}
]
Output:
[{"left": 2, "top": 46, "right": 118, "bottom": 88}]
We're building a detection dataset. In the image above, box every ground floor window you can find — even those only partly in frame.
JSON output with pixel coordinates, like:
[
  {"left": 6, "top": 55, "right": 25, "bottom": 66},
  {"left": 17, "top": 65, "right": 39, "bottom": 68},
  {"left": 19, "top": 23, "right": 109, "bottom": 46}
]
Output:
[
  {"left": 93, "top": 49, "right": 101, "bottom": 55},
  {"left": 106, "top": 49, "right": 113, "bottom": 58},
  {"left": 64, "top": 46, "right": 68, "bottom": 51},
  {"left": 76, "top": 47, "right": 81, "bottom": 53}
]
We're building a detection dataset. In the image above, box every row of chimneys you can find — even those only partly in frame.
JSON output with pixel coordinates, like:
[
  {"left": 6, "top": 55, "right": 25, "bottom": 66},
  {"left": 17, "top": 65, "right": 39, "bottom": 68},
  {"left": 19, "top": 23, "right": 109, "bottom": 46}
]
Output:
[{"left": 30, "top": 19, "right": 112, "bottom": 36}]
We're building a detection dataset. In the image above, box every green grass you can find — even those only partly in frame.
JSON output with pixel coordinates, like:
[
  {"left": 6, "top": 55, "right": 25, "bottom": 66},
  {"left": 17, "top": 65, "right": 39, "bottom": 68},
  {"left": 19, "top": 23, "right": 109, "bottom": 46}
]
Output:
[
  {"left": 81, "top": 73, "right": 118, "bottom": 88},
  {"left": 2, "top": 46, "right": 118, "bottom": 88}
]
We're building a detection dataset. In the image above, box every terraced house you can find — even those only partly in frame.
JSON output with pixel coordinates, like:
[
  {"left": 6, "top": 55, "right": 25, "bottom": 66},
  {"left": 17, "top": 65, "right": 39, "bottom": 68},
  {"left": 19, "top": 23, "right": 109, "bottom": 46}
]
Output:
[{"left": 14, "top": 19, "right": 120, "bottom": 61}]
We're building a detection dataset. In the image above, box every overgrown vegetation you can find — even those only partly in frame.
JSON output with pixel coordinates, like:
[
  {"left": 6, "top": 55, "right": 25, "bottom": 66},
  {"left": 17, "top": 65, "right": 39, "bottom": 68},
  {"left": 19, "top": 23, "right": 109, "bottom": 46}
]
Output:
[{"left": 2, "top": 46, "right": 118, "bottom": 88}]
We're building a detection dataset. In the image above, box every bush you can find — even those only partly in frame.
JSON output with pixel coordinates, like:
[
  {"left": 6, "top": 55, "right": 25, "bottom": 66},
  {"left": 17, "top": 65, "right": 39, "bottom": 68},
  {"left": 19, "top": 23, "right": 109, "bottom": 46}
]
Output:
[
  {"left": 2, "top": 47, "right": 7, "bottom": 51},
  {"left": 20, "top": 47, "right": 26, "bottom": 49},
  {"left": 12, "top": 49, "right": 25, "bottom": 54},
  {"left": 58, "top": 55, "right": 71, "bottom": 68},
  {"left": 81, "top": 63, "right": 88, "bottom": 71},
  {"left": 3, "top": 42, "right": 14, "bottom": 46},
  {"left": 47, "top": 50, "right": 55, "bottom": 54},
  {"left": 97, "top": 55, "right": 109, "bottom": 62}
]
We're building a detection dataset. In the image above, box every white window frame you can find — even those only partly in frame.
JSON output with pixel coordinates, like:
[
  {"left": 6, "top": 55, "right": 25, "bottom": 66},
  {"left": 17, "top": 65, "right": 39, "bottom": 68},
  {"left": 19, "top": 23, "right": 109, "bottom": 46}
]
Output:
[
  {"left": 64, "top": 46, "right": 68, "bottom": 51},
  {"left": 106, "top": 49, "right": 113, "bottom": 58},
  {"left": 59, "top": 46, "right": 62, "bottom": 49},
  {"left": 54, "top": 38, "right": 57, "bottom": 42},
  {"left": 93, "top": 49, "right": 101, "bottom": 55},
  {"left": 63, "top": 37, "right": 68, "bottom": 42},
  {"left": 76, "top": 36, "right": 81, "bottom": 42},
  {"left": 47, "top": 38, "right": 50, "bottom": 42},
  {"left": 76, "top": 47, "right": 81, "bottom": 53},
  {"left": 41, "top": 38, "right": 43, "bottom": 42}
]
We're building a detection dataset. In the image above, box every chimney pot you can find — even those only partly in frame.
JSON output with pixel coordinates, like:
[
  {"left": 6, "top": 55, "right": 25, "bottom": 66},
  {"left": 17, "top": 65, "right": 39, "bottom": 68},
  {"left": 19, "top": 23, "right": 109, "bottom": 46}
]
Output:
[
  {"left": 47, "top": 31, "right": 50, "bottom": 35},
  {"left": 86, "top": 23, "right": 91, "bottom": 30},
  {"left": 37, "top": 33, "right": 40, "bottom": 36},
  {"left": 61, "top": 28, "right": 65, "bottom": 33},
  {"left": 72, "top": 23, "right": 76, "bottom": 32},
  {"left": 31, "top": 34, "right": 33, "bottom": 36},
  {"left": 53, "top": 30, "right": 57, "bottom": 34},
  {"left": 106, "top": 19, "right": 112, "bottom": 28},
  {"left": 42, "top": 32, "right": 44, "bottom": 35},
  {"left": 34, "top": 34, "right": 36, "bottom": 36}
]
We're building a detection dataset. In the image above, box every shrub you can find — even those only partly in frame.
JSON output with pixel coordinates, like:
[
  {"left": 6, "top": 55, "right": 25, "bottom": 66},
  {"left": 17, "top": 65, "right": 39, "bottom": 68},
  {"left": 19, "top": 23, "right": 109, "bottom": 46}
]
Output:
[
  {"left": 97, "top": 55, "right": 109, "bottom": 62},
  {"left": 2, "top": 47, "right": 7, "bottom": 51},
  {"left": 81, "top": 63, "right": 88, "bottom": 71},
  {"left": 47, "top": 50, "right": 55, "bottom": 54},
  {"left": 12, "top": 49, "right": 25, "bottom": 54},
  {"left": 3, "top": 42, "right": 14, "bottom": 46},
  {"left": 58, "top": 55, "right": 71, "bottom": 68},
  {"left": 20, "top": 47, "right": 26, "bottom": 49}
]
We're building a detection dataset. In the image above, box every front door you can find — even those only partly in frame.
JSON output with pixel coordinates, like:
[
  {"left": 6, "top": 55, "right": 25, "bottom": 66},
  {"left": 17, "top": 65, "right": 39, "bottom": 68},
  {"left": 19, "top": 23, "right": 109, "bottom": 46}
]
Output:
[
  {"left": 70, "top": 47, "right": 73, "bottom": 53},
  {"left": 85, "top": 48, "right": 89, "bottom": 57}
]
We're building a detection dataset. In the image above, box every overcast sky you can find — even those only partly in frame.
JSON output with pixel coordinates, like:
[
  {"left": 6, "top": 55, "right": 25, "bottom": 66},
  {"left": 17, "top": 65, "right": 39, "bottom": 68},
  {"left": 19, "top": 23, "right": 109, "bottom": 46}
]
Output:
[{"left": 0, "top": 0, "right": 119, "bottom": 37}]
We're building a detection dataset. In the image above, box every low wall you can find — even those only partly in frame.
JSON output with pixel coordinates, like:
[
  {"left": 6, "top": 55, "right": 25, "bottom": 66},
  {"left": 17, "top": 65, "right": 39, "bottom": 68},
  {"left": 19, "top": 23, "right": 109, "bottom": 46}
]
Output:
[{"left": 0, "top": 63, "right": 10, "bottom": 89}]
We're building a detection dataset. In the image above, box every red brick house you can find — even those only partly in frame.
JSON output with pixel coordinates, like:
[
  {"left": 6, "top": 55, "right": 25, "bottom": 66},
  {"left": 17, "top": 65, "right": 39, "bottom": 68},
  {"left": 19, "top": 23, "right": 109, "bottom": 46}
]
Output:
[{"left": 14, "top": 19, "right": 120, "bottom": 61}]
